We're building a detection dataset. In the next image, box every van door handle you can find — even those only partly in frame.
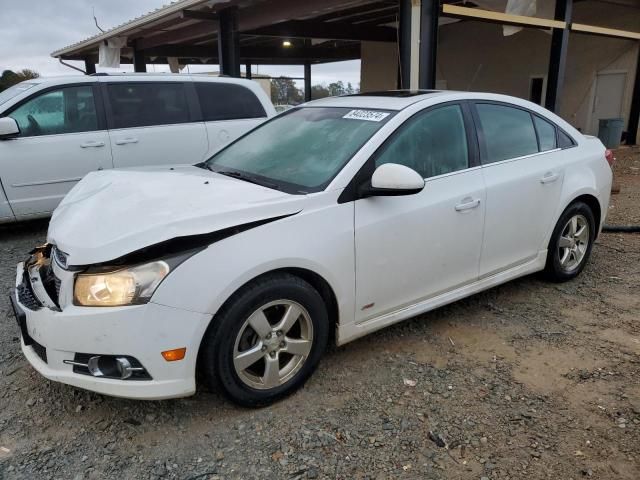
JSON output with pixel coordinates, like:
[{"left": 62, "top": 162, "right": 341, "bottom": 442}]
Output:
[
  {"left": 114, "top": 137, "right": 139, "bottom": 145},
  {"left": 80, "top": 141, "right": 105, "bottom": 148},
  {"left": 455, "top": 198, "right": 481, "bottom": 212},
  {"left": 540, "top": 172, "right": 559, "bottom": 184}
]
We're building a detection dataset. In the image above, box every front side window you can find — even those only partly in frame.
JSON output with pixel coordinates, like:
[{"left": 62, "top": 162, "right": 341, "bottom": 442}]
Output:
[
  {"left": 476, "top": 103, "right": 539, "bottom": 163},
  {"left": 196, "top": 82, "right": 266, "bottom": 121},
  {"left": 375, "top": 104, "right": 469, "bottom": 179},
  {"left": 9, "top": 86, "right": 98, "bottom": 137},
  {"left": 205, "top": 107, "right": 394, "bottom": 193},
  {"left": 107, "top": 83, "right": 190, "bottom": 129}
]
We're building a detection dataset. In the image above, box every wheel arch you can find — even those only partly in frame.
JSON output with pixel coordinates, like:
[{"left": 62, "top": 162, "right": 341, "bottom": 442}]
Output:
[
  {"left": 195, "top": 267, "right": 340, "bottom": 375},
  {"left": 567, "top": 193, "right": 602, "bottom": 239}
]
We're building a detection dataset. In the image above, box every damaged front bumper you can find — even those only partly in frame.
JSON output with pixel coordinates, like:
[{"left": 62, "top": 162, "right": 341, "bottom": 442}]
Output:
[{"left": 12, "top": 247, "right": 209, "bottom": 400}]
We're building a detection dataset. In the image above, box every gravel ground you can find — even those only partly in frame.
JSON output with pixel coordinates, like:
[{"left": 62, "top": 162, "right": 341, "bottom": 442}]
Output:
[{"left": 0, "top": 148, "right": 639, "bottom": 480}]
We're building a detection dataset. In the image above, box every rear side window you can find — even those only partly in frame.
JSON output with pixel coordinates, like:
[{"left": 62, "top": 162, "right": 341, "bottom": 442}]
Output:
[
  {"left": 533, "top": 115, "right": 557, "bottom": 151},
  {"left": 558, "top": 130, "right": 576, "bottom": 148},
  {"left": 476, "top": 103, "right": 539, "bottom": 163},
  {"left": 195, "top": 83, "right": 266, "bottom": 121},
  {"left": 107, "top": 83, "right": 190, "bottom": 129}
]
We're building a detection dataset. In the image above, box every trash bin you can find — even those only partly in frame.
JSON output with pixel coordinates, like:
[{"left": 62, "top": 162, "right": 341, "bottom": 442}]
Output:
[{"left": 597, "top": 118, "right": 625, "bottom": 148}]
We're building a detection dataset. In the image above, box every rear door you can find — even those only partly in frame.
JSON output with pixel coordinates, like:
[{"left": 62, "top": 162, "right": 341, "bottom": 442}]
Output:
[
  {"left": 473, "top": 102, "right": 568, "bottom": 277},
  {"left": 104, "top": 81, "right": 209, "bottom": 168},
  {"left": 0, "top": 84, "right": 113, "bottom": 217},
  {"left": 194, "top": 82, "right": 270, "bottom": 156}
]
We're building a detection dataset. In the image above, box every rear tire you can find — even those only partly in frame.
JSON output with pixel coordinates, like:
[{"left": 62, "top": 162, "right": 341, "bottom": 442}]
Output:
[
  {"left": 199, "top": 273, "right": 329, "bottom": 407},
  {"left": 543, "top": 201, "right": 596, "bottom": 282}
]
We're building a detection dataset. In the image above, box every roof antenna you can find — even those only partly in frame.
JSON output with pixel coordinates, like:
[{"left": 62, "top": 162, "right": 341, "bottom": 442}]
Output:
[{"left": 93, "top": 6, "right": 106, "bottom": 33}]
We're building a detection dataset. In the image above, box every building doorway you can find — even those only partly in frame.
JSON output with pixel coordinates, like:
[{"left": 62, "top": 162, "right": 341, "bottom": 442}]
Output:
[{"left": 589, "top": 72, "right": 627, "bottom": 134}]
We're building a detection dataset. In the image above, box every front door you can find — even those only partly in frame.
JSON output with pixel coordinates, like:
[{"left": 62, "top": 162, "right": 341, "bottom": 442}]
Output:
[
  {"left": 0, "top": 84, "right": 113, "bottom": 217},
  {"left": 103, "top": 82, "right": 209, "bottom": 168},
  {"left": 354, "top": 104, "right": 485, "bottom": 323}
]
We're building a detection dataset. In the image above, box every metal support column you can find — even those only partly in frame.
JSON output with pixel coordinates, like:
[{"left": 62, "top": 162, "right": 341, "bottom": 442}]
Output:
[
  {"left": 304, "top": 62, "right": 312, "bottom": 102},
  {"left": 245, "top": 62, "right": 252, "bottom": 80},
  {"left": 399, "top": 0, "right": 412, "bottom": 89},
  {"left": 419, "top": 0, "right": 439, "bottom": 89},
  {"left": 84, "top": 58, "right": 96, "bottom": 75},
  {"left": 218, "top": 6, "right": 241, "bottom": 77},
  {"left": 132, "top": 42, "right": 147, "bottom": 73},
  {"left": 545, "top": 0, "right": 573, "bottom": 112},
  {"left": 626, "top": 45, "right": 640, "bottom": 145}
]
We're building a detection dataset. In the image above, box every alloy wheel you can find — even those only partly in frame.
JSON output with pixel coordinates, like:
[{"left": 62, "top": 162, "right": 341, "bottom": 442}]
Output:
[
  {"left": 558, "top": 214, "right": 590, "bottom": 273},
  {"left": 232, "top": 300, "right": 313, "bottom": 390}
]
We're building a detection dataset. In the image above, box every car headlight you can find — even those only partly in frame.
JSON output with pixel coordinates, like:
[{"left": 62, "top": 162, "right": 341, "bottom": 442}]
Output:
[{"left": 74, "top": 261, "right": 170, "bottom": 307}]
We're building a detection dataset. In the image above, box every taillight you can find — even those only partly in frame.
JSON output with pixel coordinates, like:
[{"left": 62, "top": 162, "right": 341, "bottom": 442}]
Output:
[{"left": 605, "top": 149, "right": 615, "bottom": 168}]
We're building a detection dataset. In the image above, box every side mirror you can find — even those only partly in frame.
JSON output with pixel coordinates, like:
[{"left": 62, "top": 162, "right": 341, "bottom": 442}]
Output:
[
  {"left": 360, "top": 163, "right": 425, "bottom": 198},
  {"left": 0, "top": 117, "right": 19, "bottom": 139}
]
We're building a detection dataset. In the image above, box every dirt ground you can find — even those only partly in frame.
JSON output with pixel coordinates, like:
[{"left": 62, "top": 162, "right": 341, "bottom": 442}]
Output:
[{"left": 0, "top": 148, "right": 638, "bottom": 480}]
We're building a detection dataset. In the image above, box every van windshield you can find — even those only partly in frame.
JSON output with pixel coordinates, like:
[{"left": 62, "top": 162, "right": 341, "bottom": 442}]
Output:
[
  {"left": 205, "top": 107, "right": 394, "bottom": 194},
  {"left": 0, "top": 82, "right": 38, "bottom": 107}
]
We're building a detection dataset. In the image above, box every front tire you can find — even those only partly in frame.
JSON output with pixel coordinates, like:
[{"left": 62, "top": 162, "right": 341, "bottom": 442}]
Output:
[
  {"left": 200, "top": 273, "right": 329, "bottom": 407},
  {"left": 543, "top": 201, "right": 596, "bottom": 282}
]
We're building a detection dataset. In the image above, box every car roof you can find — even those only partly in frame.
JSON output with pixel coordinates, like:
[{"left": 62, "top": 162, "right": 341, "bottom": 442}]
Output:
[
  {"left": 303, "top": 90, "right": 456, "bottom": 111},
  {"left": 21, "top": 73, "right": 260, "bottom": 86}
]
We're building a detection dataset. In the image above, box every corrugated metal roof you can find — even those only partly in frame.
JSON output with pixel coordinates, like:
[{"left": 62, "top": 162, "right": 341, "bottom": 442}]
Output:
[{"left": 50, "top": 0, "right": 217, "bottom": 58}]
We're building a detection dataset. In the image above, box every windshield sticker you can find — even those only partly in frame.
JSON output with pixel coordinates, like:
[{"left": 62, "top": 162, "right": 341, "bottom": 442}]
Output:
[{"left": 343, "top": 110, "right": 390, "bottom": 122}]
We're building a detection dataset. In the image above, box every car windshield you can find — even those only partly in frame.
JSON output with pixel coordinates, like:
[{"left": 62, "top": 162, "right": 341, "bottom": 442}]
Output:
[
  {"left": 0, "top": 82, "right": 38, "bottom": 107},
  {"left": 205, "top": 107, "right": 395, "bottom": 193}
]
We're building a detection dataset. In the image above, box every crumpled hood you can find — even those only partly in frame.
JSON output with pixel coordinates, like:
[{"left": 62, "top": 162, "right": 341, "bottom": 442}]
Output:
[{"left": 48, "top": 166, "right": 304, "bottom": 266}]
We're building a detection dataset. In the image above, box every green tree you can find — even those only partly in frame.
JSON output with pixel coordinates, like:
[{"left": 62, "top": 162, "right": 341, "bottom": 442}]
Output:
[
  {"left": 327, "top": 81, "right": 346, "bottom": 97},
  {"left": 270, "top": 77, "right": 303, "bottom": 105},
  {"left": 310, "top": 84, "right": 330, "bottom": 99},
  {"left": 0, "top": 69, "right": 40, "bottom": 92}
]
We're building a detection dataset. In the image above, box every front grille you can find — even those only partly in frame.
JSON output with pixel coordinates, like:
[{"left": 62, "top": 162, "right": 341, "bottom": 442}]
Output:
[
  {"left": 17, "top": 281, "right": 42, "bottom": 311},
  {"left": 39, "top": 263, "right": 60, "bottom": 308},
  {"left": 31, "top": 341, "right": 47, "bottom": 363}
]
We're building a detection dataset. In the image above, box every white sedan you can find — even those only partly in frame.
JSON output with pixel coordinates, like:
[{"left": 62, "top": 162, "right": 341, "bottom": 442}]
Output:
[{"left": 13, "top": 91, "right": 612, "bottom": 406}]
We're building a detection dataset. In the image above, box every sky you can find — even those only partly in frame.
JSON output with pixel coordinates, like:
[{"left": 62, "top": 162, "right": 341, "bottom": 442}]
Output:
[{"left": 0, "top": 0, "right": 361, "bottom": 87}]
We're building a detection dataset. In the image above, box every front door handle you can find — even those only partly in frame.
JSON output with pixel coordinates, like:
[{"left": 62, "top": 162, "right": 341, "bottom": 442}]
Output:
[
  {"left": 455, "top": 198, "right": 481, "bottom": 212},
  {"left": 114, "top": 137, "right": 139, "bottom": 145},
  {"left": 540, "top": 172, "right": 560, "bottom": 184},
  {"left": 80, "top": 141, "right": 105, "bottom": 148}
]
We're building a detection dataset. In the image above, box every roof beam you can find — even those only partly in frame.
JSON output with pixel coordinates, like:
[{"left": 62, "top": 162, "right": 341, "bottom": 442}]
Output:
[
  {"left": 180, "top": 9, "right": 218, "bottom": 21},
  {"left": 441, "top": 4, "right": 566, "bottom": 29},
  {"left": 244, "top": 19, "right": 396, "bottom": 42},
  {"left": 136, "top": 21, "right": 217, "bottom": 50},
  {"left": 571, "top": 23, "right": 640, "bottom": 40},
  {"left": 141, "top": 44, "right": 360, "bottom": 63}
]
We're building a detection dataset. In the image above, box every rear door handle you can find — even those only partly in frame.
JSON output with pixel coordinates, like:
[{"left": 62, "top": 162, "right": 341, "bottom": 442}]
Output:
[
  {"left": 455, "top": 198, "right": 481, "bottom": 212},
  {"left": 80, "top": 141, "right": 105, "bottom": 148},
  {"left": 114, "top": 137, "right": 139, "bottom": 145},
  {"left": 540, "top": 172, "right": 560, "bottom": 184}
]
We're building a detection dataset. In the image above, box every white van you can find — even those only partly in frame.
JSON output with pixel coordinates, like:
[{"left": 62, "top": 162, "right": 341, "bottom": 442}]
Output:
[{"left": 0, "top": 74, "right": 275, "bottom": 223}]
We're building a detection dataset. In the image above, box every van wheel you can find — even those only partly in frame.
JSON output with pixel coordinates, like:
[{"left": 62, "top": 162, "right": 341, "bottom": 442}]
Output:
[
  {"left": 200, "top": 273, "right": 329, "bottom": 407},
  {"left": 543, "top": 201, "right": 596, "bottom": 282}
]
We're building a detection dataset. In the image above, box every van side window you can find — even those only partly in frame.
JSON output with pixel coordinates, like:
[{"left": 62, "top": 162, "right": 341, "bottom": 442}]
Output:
[
  {"left": 476, "top": 103, "right": 539, "bottom": 163},
  {"left": 9, "top": 86, "right": 98, "bottom": 137},
  {"left": 107, "top": 83, "right": 190, "bottom": 129},
  {"left": 195, "top": 83, "right": 266, "bottom": 121}
]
